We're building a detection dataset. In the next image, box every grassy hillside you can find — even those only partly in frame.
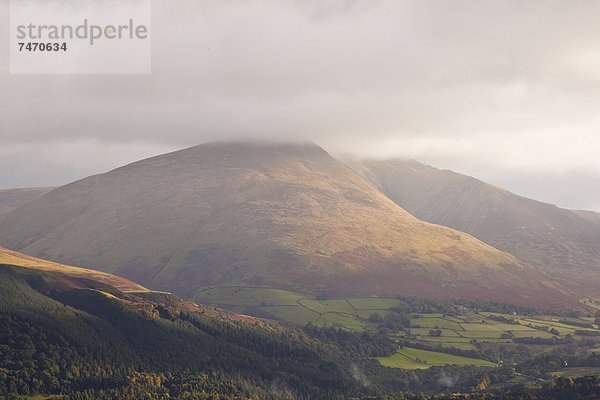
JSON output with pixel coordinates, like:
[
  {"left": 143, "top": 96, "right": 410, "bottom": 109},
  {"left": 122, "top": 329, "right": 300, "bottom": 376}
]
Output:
[
  {"left": 0, "top": 246, "right": 146, "bottom": 292},
  {"left": 0, "top": 142, "right": 575, "bottom": 308},
  {"left": 349, "top": 158, "right": 600, "bottom": 296}
]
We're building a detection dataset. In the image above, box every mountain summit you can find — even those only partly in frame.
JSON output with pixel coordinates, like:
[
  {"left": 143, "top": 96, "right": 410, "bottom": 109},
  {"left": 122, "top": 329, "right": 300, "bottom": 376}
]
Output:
[{"left": 0, "top": 142, "right": 574, "bottom": 307}]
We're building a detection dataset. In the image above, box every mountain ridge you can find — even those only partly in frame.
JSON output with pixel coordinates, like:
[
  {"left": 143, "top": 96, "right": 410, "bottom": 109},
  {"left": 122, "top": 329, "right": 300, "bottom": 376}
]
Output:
[
  {"left": 0, "top": 142, "right": 576, "bottom": 308},
  {"left": 573, "top": 209, "right": 600, "bottom": 226},
  {"left": 348, "top": 158, "right": 600, "bottom": 296}
]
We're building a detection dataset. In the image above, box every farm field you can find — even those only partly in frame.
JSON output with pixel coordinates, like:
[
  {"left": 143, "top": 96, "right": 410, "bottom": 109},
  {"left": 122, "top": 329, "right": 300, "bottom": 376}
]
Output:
[
  {"left": 194, "top": 286, "right": 401, "bottom": 330},
  {"left": 356, "top": 309, "right": 392, "bottom": 319},
  {"left": 263, "top": 305, "right": 321, "bottom": 326},
  {"left": 347, "top": 298, "right": 402, "bottom": 310},
  {"left": 417, "top": 339, "right": 478, "bottom": 350},
  {"left": 411, "top": 316, "right": 463, "bottom": 330},
  {"left": 195, "top": 286, "right": 600, "bottom": 369},
  {"left": 411, "top": 327, "right": 462, "bottom": 337},
  {"left": 378, "top": 347, "right": 495, "bottom": 369}
]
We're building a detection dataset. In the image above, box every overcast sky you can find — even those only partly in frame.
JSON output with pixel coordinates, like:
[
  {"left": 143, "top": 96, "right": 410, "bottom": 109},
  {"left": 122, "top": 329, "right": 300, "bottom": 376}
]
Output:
[{"left": 1, "top": 0, "right": 600, "bottom": 211}]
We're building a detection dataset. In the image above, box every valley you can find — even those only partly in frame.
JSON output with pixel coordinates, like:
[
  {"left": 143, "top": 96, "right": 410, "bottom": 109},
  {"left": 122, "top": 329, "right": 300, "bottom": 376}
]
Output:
[
  {"left": 4, "top": 242, "right": 600, "bottom": 399},
  {"left": 2, "top": 142, "right": 600, "bottom": 399},
  {"left": 195, "top": 285, "right": 600, "bottom": 374},
  {"left": 5, "top": 0, "right": 600, "bottom": 396}
]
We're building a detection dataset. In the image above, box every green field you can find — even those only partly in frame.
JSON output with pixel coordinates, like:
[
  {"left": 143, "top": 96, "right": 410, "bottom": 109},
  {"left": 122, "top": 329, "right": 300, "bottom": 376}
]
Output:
[
  {"left": 517, "top": 317, "right": 584, "bottom": 334},
  {"left": 378, "top": 347, "right": 495, "bottom": 369},
  {"left": 356, "top": 309, "right": 392, "bottom": 319},
  {"left": 411, "top": 316, "right": 463, "bottom": 330},
  {"left": 195, "top": 286, "right": 400, "bottom": 330},
  {"left": 347, "top": 298, "right": 401, "bottom": 310},
  {"left": 411, "top": 327, "right": 462, "bottom": 337},
  {"left": 419, "top": 340, "right": 478, "bottom": 350},
  {"left": 509, "top": 329, "right": 555, "bottom": 339},
  {"left": 300, "top": 298, "right": 355, "bottom": 314},
  {"left": 194, "top": 286, "right": 600, "bottom": 369},
  {"left": 315, "top": 312, "right": 366, "bottom": 330},
  {"left": 265, "top": 305, "right": 321, "bottom": 325}
]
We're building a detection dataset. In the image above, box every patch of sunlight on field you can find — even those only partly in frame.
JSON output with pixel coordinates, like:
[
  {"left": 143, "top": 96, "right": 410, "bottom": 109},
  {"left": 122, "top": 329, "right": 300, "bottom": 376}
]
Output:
[
  {"left": 411, "top": 327, "right": 461, "bottom": 337},
  {"left": 411, "top": 317, "right": 463, "bottom": 330},
  {"left": 356, "top": 309, "right": 391, "bottom": 319},
  {"left": 316, "top": 312, "right": 366, "bottom": 331},
  {"left": 378, "top": 347, "right": 495, "bottom": 369},
  {"left": 421, "top": 340, "right": 478, "bottom": 350},
  {"left": 518, "top": 318, "right": 580, "bottom": 333},
  {"left": 299, "top": 298, "right": 355, "bottom": 314},
  {"left": 264, "top": 305, "right": 320, "bottom": 325},
  {"left": 417, "top": 336, "right": 473, "bottom": 343},
  {"left": 347, "top": 297, "right": 401, "bottom": 310},
  {"left": 509, "top": 329, "right": 555, "bottom": 339}
]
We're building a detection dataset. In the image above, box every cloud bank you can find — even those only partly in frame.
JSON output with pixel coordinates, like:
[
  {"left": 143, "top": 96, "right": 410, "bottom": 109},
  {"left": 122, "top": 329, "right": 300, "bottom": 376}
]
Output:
[{"left": 1, "top": 0, "right": 599, "bottom": 210}]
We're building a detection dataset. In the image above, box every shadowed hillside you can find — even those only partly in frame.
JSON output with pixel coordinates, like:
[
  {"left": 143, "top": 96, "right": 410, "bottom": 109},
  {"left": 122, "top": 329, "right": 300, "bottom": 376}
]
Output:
[
  {"left": 573, "top": 210, "right": 600, "bottom": 226},
  {"left": 349, "top": 159, "right": 600, "bottom": 296},
  {"left": 0, "top": 142, "right": 575, "bottom": 308},
  {"left": 0, "top": 187, "right": 54, "bottom": 216}
]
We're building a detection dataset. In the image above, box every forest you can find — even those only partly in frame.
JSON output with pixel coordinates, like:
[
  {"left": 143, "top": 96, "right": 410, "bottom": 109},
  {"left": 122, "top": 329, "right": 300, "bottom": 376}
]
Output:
[{"left": 2, "top": 264, "right": 600, "bottom": 399}]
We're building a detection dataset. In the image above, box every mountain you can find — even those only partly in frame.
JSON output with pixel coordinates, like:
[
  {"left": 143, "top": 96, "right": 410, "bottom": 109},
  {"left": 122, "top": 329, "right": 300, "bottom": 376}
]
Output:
[
  {"left": 0, "top": 246, "right": 383, "bottom": 399},
  {"left": 0, "top": 142, "right": 574, "bottom": 308},
  {"left": 349, "top": 159, "right": 600, "bottom": 295},
  {"left": 573, "top": 209, "right": 600, "bottom": 226},
  {"left": 0, "top": 186, "right": 54, "bottom": 216}
]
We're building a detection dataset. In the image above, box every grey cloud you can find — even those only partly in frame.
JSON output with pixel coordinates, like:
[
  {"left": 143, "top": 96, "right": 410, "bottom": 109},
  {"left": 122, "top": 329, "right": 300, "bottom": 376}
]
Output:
[
  {"left": 483, "top": 171, "right": 600, "bottom": 214},
  {"left": 1, "top": 0, "right": 599, "bottom": 210}
]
